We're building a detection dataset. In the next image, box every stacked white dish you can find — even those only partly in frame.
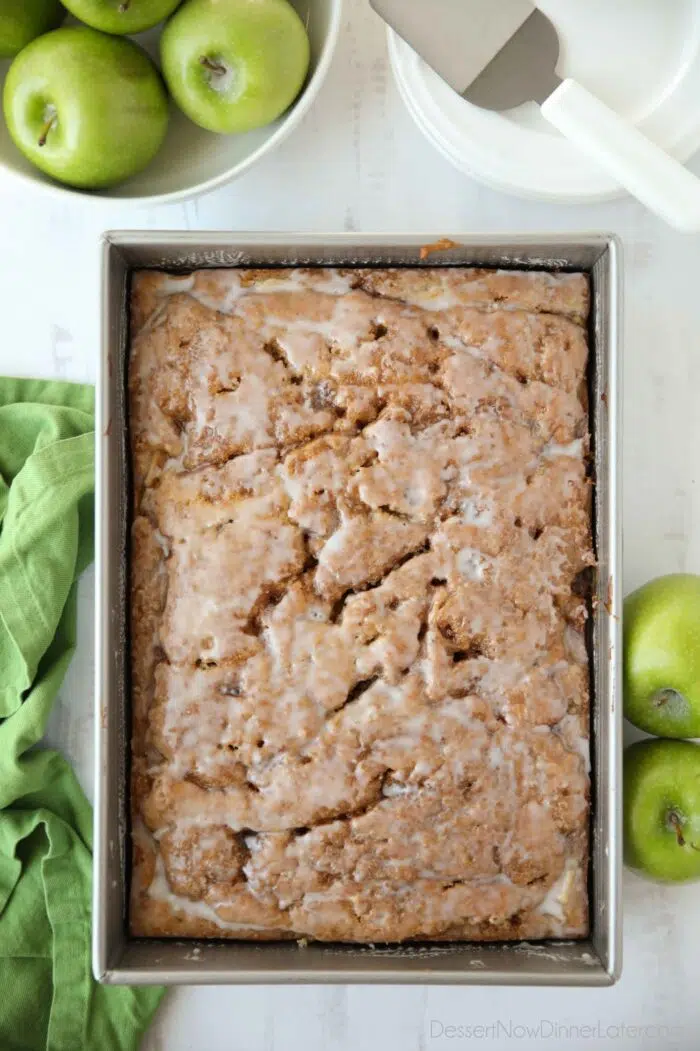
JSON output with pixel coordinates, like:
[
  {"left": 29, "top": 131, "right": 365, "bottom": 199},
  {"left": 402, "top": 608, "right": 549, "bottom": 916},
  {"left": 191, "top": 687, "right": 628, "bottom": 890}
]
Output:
[{"left": 388, "top": 0, "right": 700, "bottom": 202}]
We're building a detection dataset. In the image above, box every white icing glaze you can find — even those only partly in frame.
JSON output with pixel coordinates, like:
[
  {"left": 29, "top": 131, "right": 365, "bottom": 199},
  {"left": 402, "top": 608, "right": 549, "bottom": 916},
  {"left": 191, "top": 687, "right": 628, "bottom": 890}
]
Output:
[
  {"left": 157, "top": 274, "right": 195, "bottom": 295},
  {"left": 543, "top": 438, "right": 585, "bottom": 459},
  {"left": 148, "top": 854, "right": 273, "bottom": 933},
  {"left": 460, "top": 498, "right": 493, "bottom": 527},
  {"left": 457, "top": 547, "right": 490, "bottom": 581},
  {"left": 537, "top": 859, "right": 578, "bottom": 923}
]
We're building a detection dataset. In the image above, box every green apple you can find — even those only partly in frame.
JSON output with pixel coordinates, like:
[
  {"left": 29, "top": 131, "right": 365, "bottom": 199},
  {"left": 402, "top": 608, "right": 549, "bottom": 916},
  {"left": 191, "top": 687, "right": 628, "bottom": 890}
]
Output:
[
  {"left": 60, "top": 0, "right": 182, "bottom": 35},
  {"left": 624, "top": 738, "right": 700, "bottom": 882},
  {"left": 0, "top": 0, "right": 65, "bottom": 59},
  {"left": 160, "top": 0, "right": 310, "bottom": 134},
  {"left": 624, "top": 573, "right": 700, "bottom": 738},
  {"left": 3, "top": 26, "right": 169, "bottom": 189}
]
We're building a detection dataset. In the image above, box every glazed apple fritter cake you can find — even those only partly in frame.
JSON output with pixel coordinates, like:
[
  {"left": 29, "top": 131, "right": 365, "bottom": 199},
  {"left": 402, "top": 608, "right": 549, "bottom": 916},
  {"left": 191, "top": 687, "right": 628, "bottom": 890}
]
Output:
[{"left": 128, "top": 265, "right": 592, "bottom": 942}]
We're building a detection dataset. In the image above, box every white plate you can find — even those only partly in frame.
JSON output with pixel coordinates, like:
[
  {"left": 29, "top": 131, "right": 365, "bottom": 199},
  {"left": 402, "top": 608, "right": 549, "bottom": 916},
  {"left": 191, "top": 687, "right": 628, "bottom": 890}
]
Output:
[{"left": 389, "top": 0, "right": 700, "bottom": 202}]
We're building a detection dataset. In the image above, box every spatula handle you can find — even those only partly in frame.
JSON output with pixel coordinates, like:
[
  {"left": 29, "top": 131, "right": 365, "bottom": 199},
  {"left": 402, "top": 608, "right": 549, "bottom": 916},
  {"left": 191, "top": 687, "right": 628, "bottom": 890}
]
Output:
[{"left": 541, "top": 78, "right": 700, "bottom": 232}]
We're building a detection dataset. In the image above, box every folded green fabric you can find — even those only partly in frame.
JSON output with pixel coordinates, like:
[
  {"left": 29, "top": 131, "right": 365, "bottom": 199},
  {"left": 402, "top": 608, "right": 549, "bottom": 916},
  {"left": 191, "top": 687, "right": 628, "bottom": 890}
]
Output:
[{"left": 0, "top": 379, "right": 164, "bottom": 1051}]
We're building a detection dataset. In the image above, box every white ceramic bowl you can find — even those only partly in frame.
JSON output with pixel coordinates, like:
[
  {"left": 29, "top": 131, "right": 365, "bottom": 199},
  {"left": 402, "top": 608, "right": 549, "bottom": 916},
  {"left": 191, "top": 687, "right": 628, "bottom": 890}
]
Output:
[{"left": 0, "top": 0, "right": 342, "bottom": 205}]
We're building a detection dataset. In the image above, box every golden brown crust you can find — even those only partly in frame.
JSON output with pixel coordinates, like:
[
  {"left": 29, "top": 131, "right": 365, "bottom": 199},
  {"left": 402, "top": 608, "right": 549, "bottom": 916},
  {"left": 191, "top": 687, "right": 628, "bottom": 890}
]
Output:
[{"left": 129, "top": 267, "right": 592, "bottom": 943}]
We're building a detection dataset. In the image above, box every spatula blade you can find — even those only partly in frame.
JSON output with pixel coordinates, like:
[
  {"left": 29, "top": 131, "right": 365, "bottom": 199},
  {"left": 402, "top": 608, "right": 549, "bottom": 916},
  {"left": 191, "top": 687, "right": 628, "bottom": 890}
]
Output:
[
  {"left": 370, "top": 0, "right": 535, "bottom": 96},
  {"left": 464, "top": 9, "right": 561, "bottom": 110}
]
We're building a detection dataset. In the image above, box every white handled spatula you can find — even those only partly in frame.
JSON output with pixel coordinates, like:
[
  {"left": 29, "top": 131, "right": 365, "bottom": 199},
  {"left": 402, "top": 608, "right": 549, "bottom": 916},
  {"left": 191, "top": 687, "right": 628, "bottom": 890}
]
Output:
[{"left": 371, "top": 0, "right": 700, "bottom": 231}]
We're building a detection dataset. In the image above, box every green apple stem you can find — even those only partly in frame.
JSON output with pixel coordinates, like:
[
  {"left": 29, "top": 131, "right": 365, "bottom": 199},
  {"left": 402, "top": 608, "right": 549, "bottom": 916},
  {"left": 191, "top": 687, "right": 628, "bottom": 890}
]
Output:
[
  {"left": 668, "top": 809, "right": 686, "bottom": 846},
  {"left": 667, "top": 809, "right": 700, "bottom": 851},
  {"left": 38, "top": 112, "right": 57, "bottom": 148},
  {"left": 199, "top": 56, "right": 238, "bottom": 98},
  {"left": 652, "top": 688, "right": 688, "bottom": 714},
  {"left": 119, "top": 1, "right": 132, "bottom": 10},
  {"left": 200, "top": 56, "right": 228, "bottom": 77}
]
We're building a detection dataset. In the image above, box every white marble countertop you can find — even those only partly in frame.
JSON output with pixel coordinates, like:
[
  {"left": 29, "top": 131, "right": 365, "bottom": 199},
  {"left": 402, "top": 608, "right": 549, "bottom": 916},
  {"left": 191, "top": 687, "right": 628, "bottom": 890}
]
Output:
[{"left": 2, "top": 3, "right": 700, "bottom": 1048}]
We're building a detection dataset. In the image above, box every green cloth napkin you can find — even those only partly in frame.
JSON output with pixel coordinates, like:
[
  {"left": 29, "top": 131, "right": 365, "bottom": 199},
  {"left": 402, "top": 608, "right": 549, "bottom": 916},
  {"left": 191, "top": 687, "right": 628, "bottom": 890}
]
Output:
[{"left": 0, "top": 379, "right": 163, "bottom": 1051}]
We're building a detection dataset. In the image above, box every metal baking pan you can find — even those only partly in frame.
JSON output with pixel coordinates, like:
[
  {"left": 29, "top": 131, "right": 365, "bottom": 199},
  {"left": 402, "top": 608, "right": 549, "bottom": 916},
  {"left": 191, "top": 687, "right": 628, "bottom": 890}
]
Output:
[{"left": 94, "top": 232, "right": 622, "bottom": 986}]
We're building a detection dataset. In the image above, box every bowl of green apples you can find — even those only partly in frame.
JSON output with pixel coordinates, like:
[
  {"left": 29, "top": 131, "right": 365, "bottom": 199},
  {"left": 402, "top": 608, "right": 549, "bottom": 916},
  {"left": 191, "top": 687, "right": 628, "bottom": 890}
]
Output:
[{"left": 0, "top": 0, "right": 342, "bottom": 203}]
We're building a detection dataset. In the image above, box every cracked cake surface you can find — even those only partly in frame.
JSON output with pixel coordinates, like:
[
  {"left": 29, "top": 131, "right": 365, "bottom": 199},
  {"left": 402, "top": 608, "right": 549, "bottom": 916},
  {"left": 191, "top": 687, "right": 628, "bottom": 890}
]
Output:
[{"left": 128, "top": 265, "right": 593, "bottom": 943}]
